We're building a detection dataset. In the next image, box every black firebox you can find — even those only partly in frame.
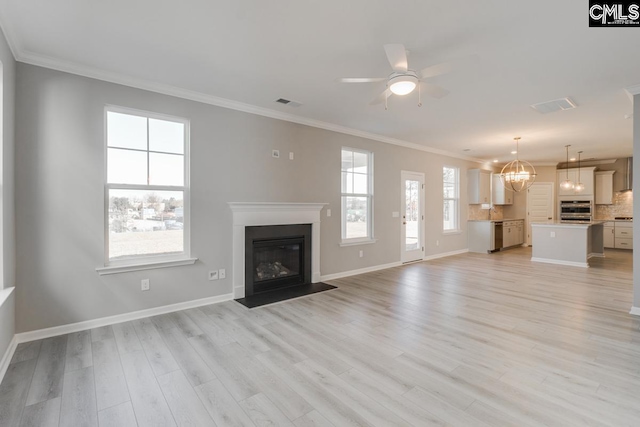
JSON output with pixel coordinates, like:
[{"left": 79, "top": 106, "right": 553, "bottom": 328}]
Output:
[{"left": 244, "top": 224, "right": 312, "bottom": 296}]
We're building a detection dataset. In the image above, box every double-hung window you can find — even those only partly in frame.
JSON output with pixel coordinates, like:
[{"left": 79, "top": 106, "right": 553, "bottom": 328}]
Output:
[
  {"left": 341, "top": 148, "right": 373, "bottom": 243},
  {"left": 104, "top": 106, "right": 190, "bottom": 267},
  {"left": 443, "top": 166, "right": 459, "bottom": 231}
]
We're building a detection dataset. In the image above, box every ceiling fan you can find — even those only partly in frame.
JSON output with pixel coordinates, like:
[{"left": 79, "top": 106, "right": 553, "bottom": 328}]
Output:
[{"left": 337, "top": 44, "right": 453, "bottom": 108}]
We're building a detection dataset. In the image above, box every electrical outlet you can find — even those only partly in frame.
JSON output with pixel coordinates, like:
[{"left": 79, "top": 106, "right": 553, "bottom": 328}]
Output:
[
  {"left": 141, "top": 279, "right": 150, "bottom": 291},
  {"left": 219, "top": 269, "right": 226, "bottom": 279},
  {"left": 208, "top": 271, "right": 219, "bottom": 281},
  {"left": 326, "top": 209, "right": 331, "bottom": 217},
  {"left": 289, "top": 152, "right": 294, "bottom": 160},
  {"left": 359, "top": 250, "right": 363, "bottom": 258},
  {"left": 550, "top": 231, "right": 556, "bottom": 238},
  {"left": 436, "top": 240, "right": 439, "bottom": 246}
]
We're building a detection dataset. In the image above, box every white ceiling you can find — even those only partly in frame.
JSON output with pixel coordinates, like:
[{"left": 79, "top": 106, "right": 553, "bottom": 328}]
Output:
[{"left": 1, "top": 0, "right": 638, "bottom": 164}]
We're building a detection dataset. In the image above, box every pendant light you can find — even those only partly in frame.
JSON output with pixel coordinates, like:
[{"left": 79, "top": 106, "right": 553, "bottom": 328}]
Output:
[
  {"left": 574, "top": 151, "right": 585, "bottom": 192},
  {"left": 500, "top": 137, "right": 537, "bottom": 192},
  {"left": 560, "top": 145, "right": 574, "bottom": 191}
]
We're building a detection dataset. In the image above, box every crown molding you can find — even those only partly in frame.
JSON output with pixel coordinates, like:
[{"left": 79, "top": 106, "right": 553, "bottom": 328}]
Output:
[{"left": 14, "top": 48, "right": 485, "bottom": 163}]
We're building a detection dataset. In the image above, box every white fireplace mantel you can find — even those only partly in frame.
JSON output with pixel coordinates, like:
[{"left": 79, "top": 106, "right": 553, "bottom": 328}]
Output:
[{"left": 229, "top": 202, "right": 327, "bottom": 299}]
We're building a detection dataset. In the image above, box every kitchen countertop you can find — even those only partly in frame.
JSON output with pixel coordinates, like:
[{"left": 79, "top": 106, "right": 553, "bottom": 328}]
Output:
[
  {"left": 467, "top": 218, "right": 524, "bottom": 223},
  {"left": 531, "top": 220, "right": 605, "bottom": 228}
]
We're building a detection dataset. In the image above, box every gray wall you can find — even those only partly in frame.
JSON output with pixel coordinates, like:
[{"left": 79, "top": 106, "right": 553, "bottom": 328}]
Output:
[
  {"left": 15, "top": 64, "right": 479, "bottom": 333},
  {"left": 0, "top": 26, "right": 16, "bottom": 358}
]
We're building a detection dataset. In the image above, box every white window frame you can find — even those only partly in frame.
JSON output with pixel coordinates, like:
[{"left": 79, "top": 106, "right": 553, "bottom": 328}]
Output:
[
  {"left": 340, "top": 147, "right": 375, "bottom": 246},
  {"left": 443, "top": 166, "right": 460, "bottom": 233},
  {"left": 97, "top": 105, "right": 195, "bottom": 275}
]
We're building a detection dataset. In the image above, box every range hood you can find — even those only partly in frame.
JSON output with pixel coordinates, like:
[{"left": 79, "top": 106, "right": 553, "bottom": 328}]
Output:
[{"left": 621, "top": 157, "right": 633, "bottom": 192}]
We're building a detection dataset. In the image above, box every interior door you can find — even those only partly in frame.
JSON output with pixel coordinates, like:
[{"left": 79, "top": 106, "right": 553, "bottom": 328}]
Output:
[
  {"left": 526, "top": 182, "right": 554, "bottom": 246},
  {"left": 401, "top": 171, "right": 425, "bottom": 263}
]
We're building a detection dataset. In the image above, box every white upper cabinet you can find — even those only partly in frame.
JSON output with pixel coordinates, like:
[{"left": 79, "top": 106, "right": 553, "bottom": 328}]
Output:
[
  {"left": 468, "top": 169, "right": 491, "bottom": 204},
  {"left": 492, "top": 174, "right": 513, "bottom": 205},
  {"left": 557, "top": 167, "right": 596, "bottom": 196},
  {"left": 595, "top": 170, "right": 615, "bottom": 205}
]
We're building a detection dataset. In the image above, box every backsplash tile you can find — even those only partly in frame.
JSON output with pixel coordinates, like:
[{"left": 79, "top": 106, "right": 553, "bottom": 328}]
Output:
[
  {"left": 468, "top": 204, "right": 504, "bottom": 220},
  {"left": 595, "top": 191, "right": 633, "bottom": 220}
]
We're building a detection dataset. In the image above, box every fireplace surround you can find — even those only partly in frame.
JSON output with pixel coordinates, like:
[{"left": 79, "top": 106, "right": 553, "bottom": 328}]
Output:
[{"left": 229, "top": 202, "right": 326, "bottom": 299}]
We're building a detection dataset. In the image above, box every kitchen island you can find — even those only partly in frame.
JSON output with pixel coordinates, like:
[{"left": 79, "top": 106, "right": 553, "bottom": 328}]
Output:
[{"left": 531, "top": 221, "right": 605, "bottom": 267}]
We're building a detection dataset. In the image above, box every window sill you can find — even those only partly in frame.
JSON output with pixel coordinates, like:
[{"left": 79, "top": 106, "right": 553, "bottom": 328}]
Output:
[
  {"left": 339, "top": 239, "right": 377, "bottom": 247},
  {"left": 442, "top": 229, "right": 463, "bottom": 235},
  {"left": 96, "top": 258, "right": 198, "bottom": 275}
]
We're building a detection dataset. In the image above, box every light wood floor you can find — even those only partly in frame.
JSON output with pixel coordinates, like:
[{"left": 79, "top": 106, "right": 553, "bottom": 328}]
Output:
[{"left": 1, "top": 247, "right": 639, "bottom": 426}]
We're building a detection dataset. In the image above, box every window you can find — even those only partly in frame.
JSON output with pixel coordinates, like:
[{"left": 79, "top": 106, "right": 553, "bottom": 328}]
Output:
[
  {"left": 341, "top": 148, "right": 373, "bottom": 243},
  {"left": 443, "top": 166, "right": 459, "bottom": 231},
  {"left": 104, "top": 107, "right": 190, "bottom": 265}
]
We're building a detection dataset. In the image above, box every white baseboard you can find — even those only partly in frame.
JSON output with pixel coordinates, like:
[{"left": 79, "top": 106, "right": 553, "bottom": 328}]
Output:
[
  {"left": 423, "top": 248, "right": 469, "bottom": 261},
  {"left": 530, "top": 257, "right": 589, "bottom": 268},
  {"left": 320, "top": 248, "right": 469, "bottom": 282},
  {"left": 15, "top": 293, "right": 234, "bottom": 344},
  {"left": 0, "top": 335, "right": 17, "bottom": 381},
  {"left": 320, "top": 261, "right": 403, "bottom": 282},
  {"left": 630, "top": 306, "right": 640, "bottom": 316}
]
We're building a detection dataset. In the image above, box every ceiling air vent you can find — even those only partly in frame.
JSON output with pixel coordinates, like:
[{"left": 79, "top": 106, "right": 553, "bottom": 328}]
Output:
[
  {"left": 530, "top": 97, "right": 577, "bottom": 114},
  {"left": 275, "top": 98, "right": 302, "bottom": 107}
]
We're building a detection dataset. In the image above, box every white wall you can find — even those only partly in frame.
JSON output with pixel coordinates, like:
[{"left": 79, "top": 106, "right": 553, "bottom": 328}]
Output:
[
  {"left": 0, "top": 25, "right": 16, "bottom": 360},
  {"left": 15, "top": 63, "right": 480, "bottom": 333},
  {"left": 633, "top": 94, "right": 640, "bottom": 310}
]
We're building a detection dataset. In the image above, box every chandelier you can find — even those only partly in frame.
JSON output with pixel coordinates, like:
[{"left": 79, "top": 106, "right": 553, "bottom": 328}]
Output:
[{"left": 500, "top": 137, "right": 537, "bottom": 192}]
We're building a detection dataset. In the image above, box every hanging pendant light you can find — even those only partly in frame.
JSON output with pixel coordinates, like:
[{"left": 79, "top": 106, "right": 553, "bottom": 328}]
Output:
[
  {"left": 560, "top": 145, "right": 574, "bottom": 191},
  {"left": 500, "top": 137, "right": 537, "bottom": 192},
  {"left": 574, "top": 151, "right": 585, "bottom": 193}
]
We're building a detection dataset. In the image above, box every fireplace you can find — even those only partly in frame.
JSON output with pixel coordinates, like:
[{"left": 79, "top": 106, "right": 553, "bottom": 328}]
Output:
[
  {"left": 245, "top": 224, "right": 312, "bottom": 296},
  {"left": 229, "top": 202, "right": 326, "bottom": 299}
]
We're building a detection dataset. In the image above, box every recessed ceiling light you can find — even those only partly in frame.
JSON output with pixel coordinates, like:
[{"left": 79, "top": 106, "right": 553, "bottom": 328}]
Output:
[
  {"left": 570, "top": 157, "right": 576, "bottom": 161},
  {"left": 493, "top": 159, "right": 499, "bottom": 163},
  {"left": 511, "top": 150, "right": 517, "bottom": 154}
]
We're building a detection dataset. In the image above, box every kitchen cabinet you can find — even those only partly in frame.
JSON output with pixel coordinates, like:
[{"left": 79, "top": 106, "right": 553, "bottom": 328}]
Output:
[
  {"left": 615, "top": 222, "right": 633, "bottom": 249},
  {"left": 604, "top": 222, "right": 615, "bottom": 248},
  {"left": 557, "top": 167, "right": 596, "bottom": 196},
  {"left": 492, "top": 174, "right": 513, "bottom": 205},
  {"left": 468, "top": 169, "right": 491, "bottom": 204},
  {"left": 504, "top": 220, "right": 524, "bottom": 247},
  {"left": 595, "top": 171, "right": 615, "bottom": 205}
]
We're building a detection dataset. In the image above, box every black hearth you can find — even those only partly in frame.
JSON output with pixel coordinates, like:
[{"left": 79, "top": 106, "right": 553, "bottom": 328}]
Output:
[{"left": 245, "top": 224, "right": 312, "bottom": 297}]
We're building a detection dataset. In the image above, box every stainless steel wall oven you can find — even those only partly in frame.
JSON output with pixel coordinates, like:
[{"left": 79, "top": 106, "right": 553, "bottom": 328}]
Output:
[{"left": 559, "top": 200, "right": 592, "bottom": 222}]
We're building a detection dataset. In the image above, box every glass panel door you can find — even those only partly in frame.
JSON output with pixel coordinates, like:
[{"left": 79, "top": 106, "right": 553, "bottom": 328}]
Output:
[{"left": 401, "top": 171, "right": 425, "bottom": 263}]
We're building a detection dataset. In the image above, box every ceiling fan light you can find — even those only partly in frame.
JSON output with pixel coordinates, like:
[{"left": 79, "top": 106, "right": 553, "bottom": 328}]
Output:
[{"left": 388, "top": 74, "right": 418, "bottom": 95}]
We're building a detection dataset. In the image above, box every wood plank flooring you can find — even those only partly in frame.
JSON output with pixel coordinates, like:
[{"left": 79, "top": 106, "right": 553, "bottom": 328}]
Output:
[{"left": 1, "top": 247, "right": 639, "bottom": 426}]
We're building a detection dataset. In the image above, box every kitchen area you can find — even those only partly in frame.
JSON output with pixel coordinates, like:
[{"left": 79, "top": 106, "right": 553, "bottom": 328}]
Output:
[{"left": 467, "top": 157, "right": 634, "bottom": 263}]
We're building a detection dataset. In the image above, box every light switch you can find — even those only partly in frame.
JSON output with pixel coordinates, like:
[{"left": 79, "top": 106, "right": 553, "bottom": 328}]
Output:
[
  {"left": 550, "top": 231, "right": 556, "bottom": 238},
  {"left": 326, "top": 209, "right": 331, "bottom": 217}
]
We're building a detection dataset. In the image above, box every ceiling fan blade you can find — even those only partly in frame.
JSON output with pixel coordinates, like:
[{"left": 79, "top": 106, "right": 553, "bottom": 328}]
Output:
[
  {"left": 419, "top": 61, "right": 455, "bottom": 79},
  {"left": 370, "top": 88, "right": 392, "bottom": 105},
  {"left": 383, "top": 44, "right": 408, "bottom": 72},
  {"left": 421, "top": 83, "right": 449, "bottom": 99},
  {"left": 336, "top": 77, "right": 387, "bottom": 83}
]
